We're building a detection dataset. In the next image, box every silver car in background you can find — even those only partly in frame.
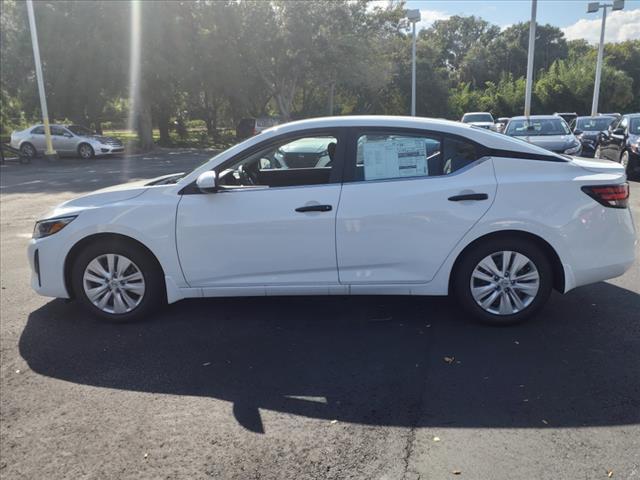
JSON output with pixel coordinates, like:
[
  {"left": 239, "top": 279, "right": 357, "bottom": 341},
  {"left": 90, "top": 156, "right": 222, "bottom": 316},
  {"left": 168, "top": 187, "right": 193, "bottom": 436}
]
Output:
[
  {"left": 10, "top": 124, "right": 124, "bottom": 159},
  {"left": 504, "top": 115, "right": 582, "bottom": 155}
]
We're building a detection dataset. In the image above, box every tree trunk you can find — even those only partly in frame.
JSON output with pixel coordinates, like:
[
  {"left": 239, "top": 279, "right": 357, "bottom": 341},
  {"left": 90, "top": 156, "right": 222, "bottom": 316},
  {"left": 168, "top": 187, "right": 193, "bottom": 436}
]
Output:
[
  {"left": 327, "top": 82, "right": 335, "bottom": 116},
  {"left": 136, "top": 102, "right": 154, "bottom": 151},
  {"left": 158, "top": 112, "right": 171, "bottom": 146}
]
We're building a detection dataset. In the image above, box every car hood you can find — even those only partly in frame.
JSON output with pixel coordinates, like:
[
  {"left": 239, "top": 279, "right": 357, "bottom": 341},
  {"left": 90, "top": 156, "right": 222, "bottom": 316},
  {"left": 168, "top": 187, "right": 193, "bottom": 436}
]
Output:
[
  {"left": 469, "top": 122, "right": 495, "bottom": 128},
  {"left": 82, "top": 135, "right": 121, "bottom": 144},
  {"left": 47, "top": 173, "right": 182, "bottom": 215},
  {"left": 518, "top": 134, "right": 577, "bottom": 151}
]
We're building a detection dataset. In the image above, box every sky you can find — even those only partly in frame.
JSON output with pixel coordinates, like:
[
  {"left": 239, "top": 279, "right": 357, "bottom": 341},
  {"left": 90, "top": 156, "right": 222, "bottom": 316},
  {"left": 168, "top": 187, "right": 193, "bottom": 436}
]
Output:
[{"left": 387, "top": 0, "right": 640, "bottom": 43}]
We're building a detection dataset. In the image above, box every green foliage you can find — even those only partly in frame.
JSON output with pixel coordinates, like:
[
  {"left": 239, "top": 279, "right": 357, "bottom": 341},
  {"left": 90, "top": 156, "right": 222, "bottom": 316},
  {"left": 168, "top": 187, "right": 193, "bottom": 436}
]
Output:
[{"left": 0, "top": 0, "right": 638, "bottom": 148}]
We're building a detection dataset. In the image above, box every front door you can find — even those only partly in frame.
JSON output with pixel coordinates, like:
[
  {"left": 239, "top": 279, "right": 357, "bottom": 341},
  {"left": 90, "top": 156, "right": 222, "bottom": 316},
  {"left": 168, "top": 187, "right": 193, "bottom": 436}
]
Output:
[
  {"left": 336, "top": 129, "right": 497, "bottom": 284},
  {"left": 176, "top": 130, "right": 346, "bottom": 288}
]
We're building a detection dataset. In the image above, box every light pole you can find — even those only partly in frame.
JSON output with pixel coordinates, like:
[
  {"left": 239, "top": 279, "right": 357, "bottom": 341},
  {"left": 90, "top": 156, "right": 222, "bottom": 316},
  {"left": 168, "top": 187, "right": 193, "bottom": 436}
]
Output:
[
  {"left": 524, "top": 0, "right": 537, "bottom": 118},
  {"left": 406, "top": 9, "right": 421, "bottom": 116},
  {"left": 26, "top": 0, "right": 56, "bottom": 160},
  {"left": 587, "top": 0, "right": 624, "bottom": 116}
]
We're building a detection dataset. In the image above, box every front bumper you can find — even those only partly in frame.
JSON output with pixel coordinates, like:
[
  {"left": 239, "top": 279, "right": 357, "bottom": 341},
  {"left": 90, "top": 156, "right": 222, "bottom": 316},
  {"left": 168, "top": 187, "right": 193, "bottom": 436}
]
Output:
[
  {"left": 27, "top": 237, "right": 71, "bottom": 299},
  {"left": 95, "top": 146, "right": 125, "bottom": 156}
]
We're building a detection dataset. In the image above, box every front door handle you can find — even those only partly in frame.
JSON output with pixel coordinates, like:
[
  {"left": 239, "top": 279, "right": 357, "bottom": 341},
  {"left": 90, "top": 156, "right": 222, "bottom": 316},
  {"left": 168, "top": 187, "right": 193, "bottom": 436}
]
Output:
[
  {"left": 295, "top": 204, "right": 332, "bottom": 213},
  {"left": 448, "top": 193, "right": 489, "bottom": 201}
]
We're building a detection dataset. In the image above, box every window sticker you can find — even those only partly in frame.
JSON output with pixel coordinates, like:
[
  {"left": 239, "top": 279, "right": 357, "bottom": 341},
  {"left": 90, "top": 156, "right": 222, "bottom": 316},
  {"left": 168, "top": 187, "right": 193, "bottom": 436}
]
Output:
[{"left": 362, "top": 137, "right": 427, "bottom": 180}]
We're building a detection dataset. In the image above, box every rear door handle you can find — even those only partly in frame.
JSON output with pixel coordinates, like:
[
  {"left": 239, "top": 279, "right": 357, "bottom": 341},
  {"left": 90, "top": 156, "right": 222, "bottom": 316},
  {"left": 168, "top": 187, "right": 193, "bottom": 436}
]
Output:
[
  {"left": 448, "top": 193, "right": 489, "bottom": 201},
  {"left": 295, "top": 204, "right": 332, "bottom": 213}
]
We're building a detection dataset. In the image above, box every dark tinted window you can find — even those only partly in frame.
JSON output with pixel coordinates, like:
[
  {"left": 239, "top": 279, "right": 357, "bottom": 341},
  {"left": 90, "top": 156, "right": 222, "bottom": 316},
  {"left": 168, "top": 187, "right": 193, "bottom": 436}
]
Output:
[
  {"left": 506, "top": 118, "right": 570, "bottom": 136},
  {"left": 31, "top": 126, "right": 44, "bottom": 134},
  {"left": 68, "top": 125, "right": 93, "bottom": 136},
  {"left": 441, "top": 138, "right": 478, "bottom": 175},
  {"left": 217, "top": 135, "right": 338, "bottom": 188},
  {"left": 50, "top": 126, "right": 67, "bottom": 136},
  {"left": 576, "top": 117, "right": 614, "bottom": 131}
]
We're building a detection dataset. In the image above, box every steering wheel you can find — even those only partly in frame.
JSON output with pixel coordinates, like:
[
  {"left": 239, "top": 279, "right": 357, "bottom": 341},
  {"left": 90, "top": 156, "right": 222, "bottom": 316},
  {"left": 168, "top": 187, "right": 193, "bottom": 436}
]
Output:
[{"left": 237, "top": 164, "right": 256, "bottom": 185}]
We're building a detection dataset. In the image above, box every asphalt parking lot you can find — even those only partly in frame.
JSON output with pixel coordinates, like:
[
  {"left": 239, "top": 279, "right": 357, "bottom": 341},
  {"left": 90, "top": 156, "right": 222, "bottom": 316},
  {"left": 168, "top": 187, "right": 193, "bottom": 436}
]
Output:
[{"left": 1, "top": 151, "right": 639, "bottom": 480}]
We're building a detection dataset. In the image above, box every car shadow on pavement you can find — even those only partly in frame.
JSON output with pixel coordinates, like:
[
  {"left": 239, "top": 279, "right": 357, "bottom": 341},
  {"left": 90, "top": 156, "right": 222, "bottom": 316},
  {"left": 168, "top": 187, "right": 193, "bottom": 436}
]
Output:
[{"left": 19, "top": 282, "right": 640, "bottom": 433}]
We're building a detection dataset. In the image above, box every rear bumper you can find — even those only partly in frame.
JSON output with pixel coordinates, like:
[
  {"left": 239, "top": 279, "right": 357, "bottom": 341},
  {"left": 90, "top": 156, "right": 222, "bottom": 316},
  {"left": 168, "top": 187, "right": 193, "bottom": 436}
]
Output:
[{"left": 564, "top": 206, "right": 636, "bottom": 291}]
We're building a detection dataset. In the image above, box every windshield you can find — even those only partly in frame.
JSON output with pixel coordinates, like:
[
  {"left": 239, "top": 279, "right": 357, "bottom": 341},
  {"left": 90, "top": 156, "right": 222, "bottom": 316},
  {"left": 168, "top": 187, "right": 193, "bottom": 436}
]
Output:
[
  {"left": 67, "top": 125, "right": 94, "bottom": 136},
  {"left": 576, "top": 117, "right": 614, "bottom": 131},
  {"left": 630, "top": 118, "right": 640, "bottom": 135},
  {"left": 506, "top": 118, "right": 570, "bottom": 137},
  {"left": 462, "top": 113, "right": 493, "bottom": 123}
]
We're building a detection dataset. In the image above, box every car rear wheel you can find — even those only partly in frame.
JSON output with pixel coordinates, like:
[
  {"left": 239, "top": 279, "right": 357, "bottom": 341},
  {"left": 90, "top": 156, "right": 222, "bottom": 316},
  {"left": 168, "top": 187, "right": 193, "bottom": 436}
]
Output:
[
  {"left": 71, "top": 240, "right": 165, "bottom": 322},
  {"left": 453, "top": 237, "right": 553, "bottom": 325},
  {"left": 78, "top": 143, "right": 95, "bottom": 160},
  {"left": 620, "top": 150, "right": 635, "bottom": 178},
  {"left": 20, "top": 142, "right": 36, "bottom": 159}
]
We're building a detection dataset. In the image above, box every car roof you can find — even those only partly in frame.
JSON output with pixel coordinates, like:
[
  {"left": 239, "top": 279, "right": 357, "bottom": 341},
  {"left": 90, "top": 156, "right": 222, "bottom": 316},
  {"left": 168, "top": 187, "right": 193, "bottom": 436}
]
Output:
[
  {"left": 576, "top": 116, "right": 612, "bottom": 120},
  {"left": 509, "top": 115, "right": 563, "bottom": 120},
  {"left": 261, "top": 115, "right": 563, "bottom": 157},
  {"left": 462, "top": 112, "right": 492, "bottom": 115}
]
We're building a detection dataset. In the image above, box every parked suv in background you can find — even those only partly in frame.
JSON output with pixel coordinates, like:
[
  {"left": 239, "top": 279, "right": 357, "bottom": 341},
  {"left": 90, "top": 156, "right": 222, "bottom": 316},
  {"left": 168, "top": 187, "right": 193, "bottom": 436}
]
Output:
[
  {"left": 504, "top": 115, "right": 582, "bottom": 155},
  {"left": 461, "top": 112, "right": 496, "bottom": 131},
  {"left": 236, "top": 117, "right": 281, "bottom": 139},
  {"left": 571, "top": 116, "right": 616, "bottom": 158},
  {"left": 596, "top": 113, "right": 640, "bottom": 177},
  {"left": 10, "top": 124, "right": 123, "bottom": 159}
]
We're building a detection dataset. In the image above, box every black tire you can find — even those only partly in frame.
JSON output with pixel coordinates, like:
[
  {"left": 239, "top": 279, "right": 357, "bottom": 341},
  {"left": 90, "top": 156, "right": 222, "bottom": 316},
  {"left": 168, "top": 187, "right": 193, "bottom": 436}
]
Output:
[
  {"left": 20, "top": 142, "right": 36, "bottom": 159},
  {"left": 78, "top": 143, "right": 95, "bottom": 160},
  {"left": 71, "top": 239, "right": 165, "bottom": 322},
  {"left": 453, "top": 237, "right": 553, "bottom": 326},
  {"left": 620, "top": 150, "right": 635, "bottom": 179}
]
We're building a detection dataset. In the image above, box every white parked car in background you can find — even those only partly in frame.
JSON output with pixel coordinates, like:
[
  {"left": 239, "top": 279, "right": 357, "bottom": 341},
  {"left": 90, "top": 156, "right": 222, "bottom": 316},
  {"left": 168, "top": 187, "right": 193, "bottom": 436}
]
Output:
[
  {"left": 461, "top": 112, "right": 497, "bottom": 131},
  {"left": 10, "top": 124, "right": 124, "bottom": 159},
  {"left": 28, "top": 116, "right": 635, "bottom": 325}
]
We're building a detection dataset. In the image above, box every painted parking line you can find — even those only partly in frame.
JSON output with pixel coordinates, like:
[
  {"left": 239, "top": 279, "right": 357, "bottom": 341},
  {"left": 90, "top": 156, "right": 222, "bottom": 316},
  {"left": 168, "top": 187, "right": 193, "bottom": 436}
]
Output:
[{"left": 0, "top": 180, "right": 43, "bottom": 190}]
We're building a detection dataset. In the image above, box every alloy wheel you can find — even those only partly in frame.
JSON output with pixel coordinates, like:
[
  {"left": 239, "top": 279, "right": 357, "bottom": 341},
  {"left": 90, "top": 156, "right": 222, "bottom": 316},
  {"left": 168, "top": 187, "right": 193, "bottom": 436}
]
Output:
[
  {"left": 469, "top": 251, "right": 540, "bottom": 316},
  {"left": 79, "top": 144, "right": 93, "bottom": 159},
  {"left": 82, "top": 253, "right": 146, "bottom": 314}
]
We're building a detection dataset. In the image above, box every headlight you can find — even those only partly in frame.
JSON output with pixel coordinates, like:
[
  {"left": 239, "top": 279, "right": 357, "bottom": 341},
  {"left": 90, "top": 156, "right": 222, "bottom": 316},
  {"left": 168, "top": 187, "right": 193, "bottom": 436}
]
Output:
[
  {"left": 33, "top": 216, "right": 77, "bottom": 239},
  {"left": 564, "top": 142, "right": 581, "bottom": 155},
  {"left": 631, "top": 143, "right": 639, "bottom": 153}
]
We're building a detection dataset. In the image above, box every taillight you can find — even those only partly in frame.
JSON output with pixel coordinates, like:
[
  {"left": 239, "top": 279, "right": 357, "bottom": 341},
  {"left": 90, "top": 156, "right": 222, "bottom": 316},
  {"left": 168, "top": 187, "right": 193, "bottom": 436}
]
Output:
[{"left": 581, "top": 183, "right": 629, "bottom": 209}]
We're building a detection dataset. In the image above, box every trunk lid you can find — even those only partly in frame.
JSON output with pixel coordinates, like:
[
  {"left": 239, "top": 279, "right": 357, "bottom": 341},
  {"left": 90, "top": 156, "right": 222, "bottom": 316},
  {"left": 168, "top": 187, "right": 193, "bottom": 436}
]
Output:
[{"left": 569, "top": 156, "right": 625, "bottom": 175}]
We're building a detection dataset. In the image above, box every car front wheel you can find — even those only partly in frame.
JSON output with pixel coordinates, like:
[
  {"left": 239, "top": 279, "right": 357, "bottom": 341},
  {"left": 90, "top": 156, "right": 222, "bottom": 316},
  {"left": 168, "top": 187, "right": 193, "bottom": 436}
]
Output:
[
  {"left": 78, "top": 143, "right": 95, "bottom": 160},
  {"left": 453, "top": 237, "right": 553, "bottom": 325},
  {"left": 71, "top": 240, "right": 165, "bottom": 322}
]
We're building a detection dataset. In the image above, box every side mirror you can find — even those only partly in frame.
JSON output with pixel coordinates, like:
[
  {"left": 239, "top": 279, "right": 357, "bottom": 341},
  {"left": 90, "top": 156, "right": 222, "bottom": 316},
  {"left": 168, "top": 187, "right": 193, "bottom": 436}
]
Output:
[
  {"left": 196, "top": 171, "right": 218, "bottom": 193},
  {"left": 64, "top": 133, "right": 73, "bottom": 138},
  {"left": 573, "top": 129, "right": 583, "bottom": 136},
  {"left": 613, "top": 127, "right": 625, "bottom": 135}
]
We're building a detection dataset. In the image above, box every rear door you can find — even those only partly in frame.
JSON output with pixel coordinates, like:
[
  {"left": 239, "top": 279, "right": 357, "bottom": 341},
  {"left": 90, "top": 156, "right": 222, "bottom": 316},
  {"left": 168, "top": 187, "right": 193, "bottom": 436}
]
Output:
[
  {"left": 29, "top": 126, "right": 46, "bottom": 151},
  {"left": 336, "top": 128, "right": 497, "bottom": 284}
]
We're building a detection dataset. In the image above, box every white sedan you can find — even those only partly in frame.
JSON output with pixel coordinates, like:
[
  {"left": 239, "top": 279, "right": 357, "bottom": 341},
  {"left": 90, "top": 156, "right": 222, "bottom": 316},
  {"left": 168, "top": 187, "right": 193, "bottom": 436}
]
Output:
[{"left": 27, "top": 116, "right": 636, "bottom": 325}]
